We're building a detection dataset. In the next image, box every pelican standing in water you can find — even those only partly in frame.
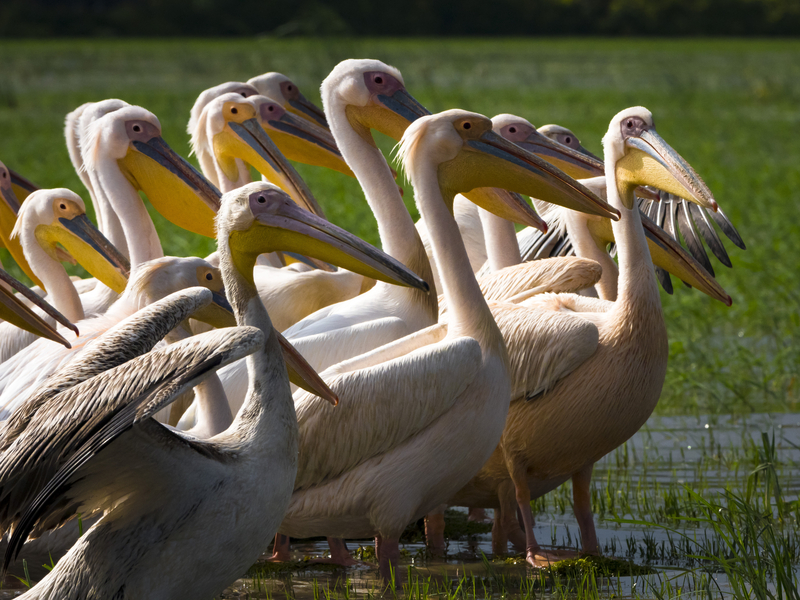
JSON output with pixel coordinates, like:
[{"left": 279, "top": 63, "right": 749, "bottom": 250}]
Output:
[
  {"left": 0, "top": 180, "right": 426, "bottom": 598},
  {"left": 447, "top": 107, "right": 731, "bottom": 566},
  {"left": 273, "top": 108, "right": 614, "bottom": 578}
]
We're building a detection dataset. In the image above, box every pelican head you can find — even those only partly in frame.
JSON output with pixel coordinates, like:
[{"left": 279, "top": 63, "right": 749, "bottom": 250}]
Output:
[
  {"left": 188, "top": 81, "right": 259, "bottom": 136},
  {"left": 538, "top": 124, "right": 602, "bottom": 163},
  {"left": 604, "top": 107, "right": 717, "bottom": 211},
  {"left": 492, "top": 114, "right": 604, "bottom": 179},
  {"left": 400, "top": 109, "right": 619, "bottom": 224},
  {"left": 85, "top": 105, "right": 222, "bottom": 238},
  {"left": 125, "top": 256, "right": 235, "bottom": 328},
  {"left": 194, "top": 93, "right": 325, "bottom": 217},
  {"left": 0, "top": 268, "right": 76, "bottom": 347},
  {"left": 7, "top": 167, "right": 37, "bottom": 203},
  {"left": 11, "top": 189, "right": 130, "bottom": 293},
  {"left": 322, "top": 59, "right": 430, "bottom": 143},
  {"left": 219, "top": 182, "right": 429, "bottom": 292},
  {"left": 248, "top": 72, "right": 329, "bottom": 128}
]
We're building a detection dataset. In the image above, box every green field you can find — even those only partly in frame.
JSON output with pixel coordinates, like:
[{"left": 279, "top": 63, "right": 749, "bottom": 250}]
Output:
[{"left": 1, "top": 38, "right": 798, "bottom": 416}]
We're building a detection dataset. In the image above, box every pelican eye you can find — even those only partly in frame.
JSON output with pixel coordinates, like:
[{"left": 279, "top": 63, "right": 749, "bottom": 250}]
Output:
[
  {"left": 509, "top": 127, "right": 516, "bottom": 133},
  {"left": 59, "top": 203, "right": 67, "bottom": 210},
  {"left": 626, "top": 120, "right": 633, "bottom": 128},
  {"left": 287, "top": 85, "right": 293, "bottom": 91},
  {"left": 565, "top": 136, "right": 572, "bottom": 144},
  {"left": 0, "top": 171, "right": 6, "bottom": 179},
  {"left": 231, "top": 107, "right": 238, "bottom": 115},
  {"left": 132, "top": 124, "right": 141, "bottom": 133},
  {"left": 205, "top": 272, "right": 213, "bottom": 281},
  {"left": 374, "top": 76, "right": 383, "bottom": 85},
  {"left": 268, "top": 105, "right": 275, "bottom": 112},
  {"left": 463, "top": 122, "right": 471, "bottom": 130},
  {"left": 257, "top": 195, "right": 267, "bottom": 204}
]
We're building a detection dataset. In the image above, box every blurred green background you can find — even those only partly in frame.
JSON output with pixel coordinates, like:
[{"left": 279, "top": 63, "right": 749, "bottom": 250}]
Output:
[{"left": 0, "top": 38, "right": 798, "bottom": 415}]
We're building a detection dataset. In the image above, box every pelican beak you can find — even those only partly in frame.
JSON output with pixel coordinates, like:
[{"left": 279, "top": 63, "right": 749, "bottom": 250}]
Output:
[
  {"left": 119, "top": 136, "right": 221, "bottom": 238},
  {"left": 260, "top": 104, "right": 354, "bottom": 178},
  {"left": 585, "top": 212, "right": 732, "bottom": 305},
  {"left": 450, "top": 130, "right": 620, "bottom": 220},
  {"left": 287, "top": 92, "right": 329, "bottom": 128},
  {"left": 0, "top": 179, "right": 45, "bottom": 289},
  {"left": 192, "top": 288, "right": 238, "bottom": 329},
  {"left": 234, "top": 190, "right": 429, "bottom": 292},
  {"left": 276, "top": 329, "right": 338, "bottom": 405},
  {"left": 9, "top": 168, "right": 38, "bottom": 201},
  {"left": 0, "top": 269, "right": 77, "bottom": 346},
  {"left": 347, "top": 86, "right": 430, "bottom": 143},
  {"left": 218, "top": 118, "right": 327, "bottom": 218},
  {"left": 619, "top": 128, "right": 717, "bottom": 212},
  {"left": 463, "top": 188, "right": 548, "bottom": 232},
  {"left": 33, "top": 214, "right": 130, "bottom": 294},
  {"left": 514, "top": 131, "right": 605, "bottom": 180}
]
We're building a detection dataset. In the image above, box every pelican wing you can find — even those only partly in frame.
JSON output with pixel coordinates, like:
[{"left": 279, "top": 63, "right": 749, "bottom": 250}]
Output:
[
  {"left": 490, "top": 299, "right": 601, "bottom": 400},
  {"left": 0, "top": 288, "right": 214, "bottom": 448},
  {"left": 2, "top": 326, "right": 262, "bottom": 569},
  {"left": 293, "top": 330, "right": 482, "bottom": 489}
]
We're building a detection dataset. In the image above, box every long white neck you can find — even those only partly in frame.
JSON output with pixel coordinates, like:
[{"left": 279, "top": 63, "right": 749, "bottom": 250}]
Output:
[
  {"left": 215, "top": 158, "right": 252, "bottom": 194},
  {"left": 90, "top": 182, "right": 130, "bottom": 261},
  {"left": 414, "top": 167, "right": 500, "bottom": 347},
  {"left": 219, "top": 238, "right": 295, "bottom": 442},
  {"left": 604, "top": 161, "right": 660, "bottom": 316},
  {"left": 479, "top": 209, "right": 521, "bottom": 272},
  {"left": 327, "top": 101, "right": 430, "bottom": 270},
  {"left": 92, "top": 158, "right": 163, "bottom": 267},
  {"left": 563, "top": 210, "right": 619, "bottom": 301},
  {"left": 20, "top": 230, "right": 84, "bottom": 321},
  {"left": 195, "top": 145, "right": 222, "bottom": 189}
]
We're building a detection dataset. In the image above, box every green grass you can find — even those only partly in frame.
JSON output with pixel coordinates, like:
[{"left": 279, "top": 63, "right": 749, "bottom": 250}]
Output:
[{"left": 1, "top": 38, "right": 799, "bottom": 415}]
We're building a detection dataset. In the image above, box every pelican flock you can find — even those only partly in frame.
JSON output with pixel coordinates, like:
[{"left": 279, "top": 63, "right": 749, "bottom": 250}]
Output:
[{"left": 0, "top": 53, "right": 742, "bottom": 598}]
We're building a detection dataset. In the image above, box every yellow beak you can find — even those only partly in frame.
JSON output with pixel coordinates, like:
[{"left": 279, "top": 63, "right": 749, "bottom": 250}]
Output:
[
  {"left": 275, "top": 329, "right": 338, "bottom": 405},
  {"left": 35, "top": 214, "right": 130, "bottom": 294},
  {"left": 118, "top": 136, "right": 222, "bottom": 238},
  {"left": 0, "top": 176, "right": 43, "bottom": 288}
]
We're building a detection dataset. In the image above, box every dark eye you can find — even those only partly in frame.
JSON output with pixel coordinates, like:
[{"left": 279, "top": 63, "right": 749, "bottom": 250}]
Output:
[
  {"left": 268, "top": 105, "right": 274, "bottom": 112},
  {"left": 205, "top": 272, "right": 213, "bottom": 281},
  {"left": 374, "top": 76, "right": 383, "bottom": 85},
  {"left": 231, "top": 107, "right": 238, "bottom": 114},
  {"left": 240, "top": 92, "right": 247, "bottom": 97},
  {"left": 132, "top": 124, "right": 141, "bottom": 133},
  {"left": 257, "top": 195, "right": 266, "bottom": 204},
  {"left": 0, "top": 172, "right": 6, "bottom": 178},
  {"left": 59, "top": 203, "right": 66, "bottom": 210},
  {"left": 508, "top": 127, "right": 516, "bottom": 133},
  {"left": 287, "top": 85, "right": 293, "bottom": 91},
  {"left": 463, "top": 122, "right": 471, "bottom": 130},
  {"left": 565, "top": 137, "right": 572, "bottom": 144},
  {"left": 627, "top": 120, "right": 633, "bottom": 128}
]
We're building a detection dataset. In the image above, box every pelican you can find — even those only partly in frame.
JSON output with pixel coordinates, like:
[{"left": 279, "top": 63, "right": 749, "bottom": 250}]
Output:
[
  {"left": 446, "top": 107, "right": 731, "bottom": 567},
  {"left": 0, "top": 256, "right": 234, "bottom": 420},
  {"left": 0, "top": 189, "right": 129, "bottom": 363},
  {"left": 271, "top": 108, "right": 614, "bottom": 578},
  {"left": 0, "top": 179, "right": 427, "bottom": 597},
  {"left": 0, "top": 161, "right": 44, "bottom": 288},
  {"left": 248, "top": 72, "right": 329, "bottom": 127}
]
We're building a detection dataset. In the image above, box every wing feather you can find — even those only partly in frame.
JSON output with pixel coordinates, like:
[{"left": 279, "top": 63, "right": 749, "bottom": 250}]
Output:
[
  {"left": 0, "top": 326, "right": 262, "bottom": 551},
  {"left": 292, "top": 335, "right": 482, "bottom": 489}
]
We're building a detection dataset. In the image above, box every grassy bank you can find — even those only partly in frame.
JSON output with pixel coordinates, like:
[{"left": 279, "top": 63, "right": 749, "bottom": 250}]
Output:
[{"left": 1, "top": 38, "right": 798, "bottom": 415}]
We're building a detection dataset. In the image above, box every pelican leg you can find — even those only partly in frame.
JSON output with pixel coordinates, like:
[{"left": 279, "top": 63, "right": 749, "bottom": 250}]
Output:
[
  {"left": 424, "top": 504, "right": 447, "bottom": 555},
  {"left": 491, "top": 505, "right": 508, "bottom": 555},
  {"left": 468, "top": 507, "right": 491, "bottom": 523},
  {"left": 510, "top": 464, "right": 557, "bottom": 568},
  {"left": 572, "top": 463, "right": 599, "bottom": 555},
  {"left": 497, "top": 479, "right": 526, "bottom": 552},
  {"left": 306, "top": 538, "right": 362, "bottom": 566},
  {"left": 376, "top": 535, "right": 400, "bottom": 581},
  {"left": 266, "top": 533, "right": 292, "bottom": 562}
]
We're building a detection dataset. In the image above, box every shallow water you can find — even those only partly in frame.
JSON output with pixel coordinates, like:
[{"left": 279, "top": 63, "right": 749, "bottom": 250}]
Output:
[
  {"left": 221, "top": 412, "right": 800, "bottom": 599},
  {"left": 1, "top": 413, "right": 797, "bottom": 598}
]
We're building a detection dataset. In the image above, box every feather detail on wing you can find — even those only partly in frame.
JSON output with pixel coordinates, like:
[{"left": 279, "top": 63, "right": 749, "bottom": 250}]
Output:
[
  {"left": 292, "top": 333, "right": 482, "bottom": 490},
  {"left": 0, "top": 324, "right": 261, "bottom": 560},
  {"left": 489, "top": 301, "right": 600, "bottom": 400}
]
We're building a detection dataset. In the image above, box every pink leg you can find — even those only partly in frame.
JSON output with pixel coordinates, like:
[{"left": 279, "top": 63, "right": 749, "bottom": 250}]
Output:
[
  {"left": 425, "top": 504, "right": 447, "bottom": 555},
  {"left": 376, "top": 535, "right": 400, "bottom": 581},
  {"left": 468, "top": 508, "right": 490, "bottom": 523},
  {"left": 491, "top": 503, "right": 508, "bottom": 555},
  {"left": 498, "top": 479, "right": 526, "bottom": 552},
  {"left": 266, "top": 533, "right": 292, "bottom": 562},
  {"left": 573, "top": 463, "right": 599, "bottom": 555}
]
